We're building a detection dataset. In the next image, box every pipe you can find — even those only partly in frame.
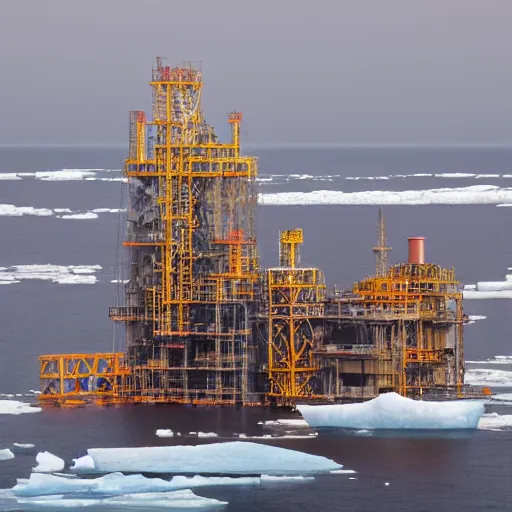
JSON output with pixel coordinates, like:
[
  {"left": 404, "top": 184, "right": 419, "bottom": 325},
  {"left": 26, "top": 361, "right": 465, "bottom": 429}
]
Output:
[{"left": 408, "top": 237, "right": 425, "bottom": 264}]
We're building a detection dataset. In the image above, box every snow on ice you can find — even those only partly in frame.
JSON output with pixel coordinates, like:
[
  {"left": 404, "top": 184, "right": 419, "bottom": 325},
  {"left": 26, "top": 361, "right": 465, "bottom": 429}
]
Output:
[
  {"left": 0, "top": 400, "right": 41, "bottom": 415},
  {"left": 296, "top": 392, "right": 484, "bottom": 430},
  {"left": 71, "top": 441, "right": 342, "bottom": 475},
  {"left": 32, "top": 452, "right": 65, "bottom": 473}
]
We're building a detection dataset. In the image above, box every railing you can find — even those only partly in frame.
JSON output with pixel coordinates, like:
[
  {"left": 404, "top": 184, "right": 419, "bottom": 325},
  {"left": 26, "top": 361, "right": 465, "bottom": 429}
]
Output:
[
  {"left": 109, "top": 306, "right": 146, "bottom": 321},
  {"left": 317, "top": 344, "right": 377, "bottom": 356}
]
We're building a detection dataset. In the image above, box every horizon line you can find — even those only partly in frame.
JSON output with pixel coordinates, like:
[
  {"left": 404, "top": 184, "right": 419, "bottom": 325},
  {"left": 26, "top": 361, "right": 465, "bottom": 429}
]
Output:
[{"left": 1, "top": 142, "right": 512, "bottom": 149}]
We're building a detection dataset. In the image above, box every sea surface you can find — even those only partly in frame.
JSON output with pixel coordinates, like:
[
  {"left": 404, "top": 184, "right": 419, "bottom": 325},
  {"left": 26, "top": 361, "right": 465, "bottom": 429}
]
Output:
[{"left": 0, "top": 146, "right": 511, "bottom": 511}]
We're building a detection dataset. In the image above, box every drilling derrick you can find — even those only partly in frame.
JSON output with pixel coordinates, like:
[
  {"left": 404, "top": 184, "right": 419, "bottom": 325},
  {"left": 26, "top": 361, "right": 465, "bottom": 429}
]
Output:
[
  {"left": 110, "top": 59, "right": 260, "bottom": 405},
  {"left": 373, "top": 207, "right": 392, "bottom": 276}
]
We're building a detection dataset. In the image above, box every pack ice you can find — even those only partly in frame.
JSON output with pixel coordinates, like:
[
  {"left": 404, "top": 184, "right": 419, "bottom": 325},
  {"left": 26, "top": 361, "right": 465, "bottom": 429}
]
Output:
[
  {"left": 71, "top": 441, "right": 342, "bottom": 474},
  {"left": 296, "top": 393, "right": 485, "bottom": 430}
]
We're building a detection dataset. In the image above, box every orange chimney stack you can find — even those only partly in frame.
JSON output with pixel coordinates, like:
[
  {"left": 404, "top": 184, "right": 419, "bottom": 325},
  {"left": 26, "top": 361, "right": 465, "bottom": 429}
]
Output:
[{"left": 408, "top": 237, "right": 425, "bottom": 264}]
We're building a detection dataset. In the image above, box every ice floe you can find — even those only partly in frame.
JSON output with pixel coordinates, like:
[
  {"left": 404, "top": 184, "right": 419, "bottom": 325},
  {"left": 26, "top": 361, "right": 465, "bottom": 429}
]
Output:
[
  {"left": 259, "top": 185, "right": 512, "bottom": 206},
  {"left": 58, "top": 212, "right": 98, "bottom": 220},
  {"left": 0, "top": 400, "right": 42, "bottom": 415},
  {"left": 0, "top": 264, "right": 101, "bottom": 285},
  {"left": 329, "top": 469, "right": 357, "bottom": 474},
  {"left": 473, "top": 281, "right": 512, "bottom": 291},
  {"left": 259, "top": 419, "right": 309, "bottom": 427},
  {"left": 13, "top": 443, "right": 36, "bottom": 451},
  {"left": 156, "top": 429, "right": 175, "bottom": 438},
  {"left": 34, "top": 169, "right": 98, "bottom": 181},
  {"left": 0, "top": 203, "right": 125, "bottom": 220},
  {"left": 197, "top": 432, "right": 218, "bottom": 438},
  {"left": 0, "top": 173, "right": 22, "bottom": 180},
  {"left": 296, "top": 392, "right": 484, "bottom": 430},
  {"left": 15, "top": 489, "right": 227, "bottom": 509},
  {"left": 465, "top": 369, "right": 512, "bottom": 386},
  {"left": 467, "top": 315, "right": 487, "bottom": 322},
  {"left": 465, "top": 315, "right": 487, "bottom": 325},
  {"left": 478, "top": 413, "right": 512, "bottom": 431},
  {"left": 0, "top": 449, "right": 14, "bottom": 461},
  {"left": 12, "top": 473, "right": 268, "bottom": 498},
  {"left": 260, "top": 475, "right": 314, "bottom": 482},
  {"left": 491, "top": 393, "right": 512, "bottom": 402},
  {"left": 32, "top": 452, "right": 65, "bottom": 473},
  {"left": 466, "top": 356, "right": 512, "bottom": 365},
  {"left": 464, "top": 290, "right": 512, "bottom": 299},
  {"left": 7, "top": 470, "right": 317, "bottom": 509},
  {"left": 236, "top": 433, "right": 316, "bottom": 440},
  {"left": 0, "top": 204, "right": 53, "bottom": 217},
  {"left": 71, "top": 441, "right": 342, "bottom": 475}
]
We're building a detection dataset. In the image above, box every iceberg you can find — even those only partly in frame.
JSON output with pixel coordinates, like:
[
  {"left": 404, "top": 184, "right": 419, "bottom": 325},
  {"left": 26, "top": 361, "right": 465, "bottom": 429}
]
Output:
[
  {"left": 71, "top": 441, "right": 342, "bottom": 475},
  {"left": 296, "top": 393, "right": 485, "bottom": 430},
  {"left": 15, "top": 489, "right": 227, "bottom": 509},
  {"left": 32, "top": 452, "right": 65, "bottom": 473},
  {"left": 0, "top": 449, "right": 14, "bottom": 461},
  {"left": 0, "top": 400, "right": 41, "bottom": 415}
]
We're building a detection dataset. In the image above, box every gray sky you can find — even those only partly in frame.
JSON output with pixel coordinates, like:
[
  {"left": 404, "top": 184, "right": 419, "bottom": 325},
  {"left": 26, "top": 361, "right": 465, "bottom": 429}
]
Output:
[{"left": 1, "top": 0, "right": 511, "bottom": 145}]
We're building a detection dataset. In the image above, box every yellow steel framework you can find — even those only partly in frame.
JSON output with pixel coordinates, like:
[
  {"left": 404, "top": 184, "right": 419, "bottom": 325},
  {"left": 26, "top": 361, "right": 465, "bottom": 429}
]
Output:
[
  {"left": 39, "top": 58, "right": 261, "bottom": 406},
  {"left": 352, "top": 261, "right": 465, "bottom": 397},
  {"left": 39, "top": 353, "right": 129, "bottom": 406},
  {"left": 266, "top": 230, "right": 326, "bottom": 404}
]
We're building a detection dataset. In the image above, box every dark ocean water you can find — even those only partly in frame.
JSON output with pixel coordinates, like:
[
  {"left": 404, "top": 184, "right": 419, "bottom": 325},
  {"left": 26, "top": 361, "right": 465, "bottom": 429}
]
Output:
[{"left": 0, "top": 147, "right": 511, "bottom": 511}]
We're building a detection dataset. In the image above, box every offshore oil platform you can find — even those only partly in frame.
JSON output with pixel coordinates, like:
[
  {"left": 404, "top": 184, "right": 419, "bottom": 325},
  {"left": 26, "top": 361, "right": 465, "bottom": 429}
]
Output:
[{"left": 38, "top": 58, "right": 480, "bottom": 407}]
